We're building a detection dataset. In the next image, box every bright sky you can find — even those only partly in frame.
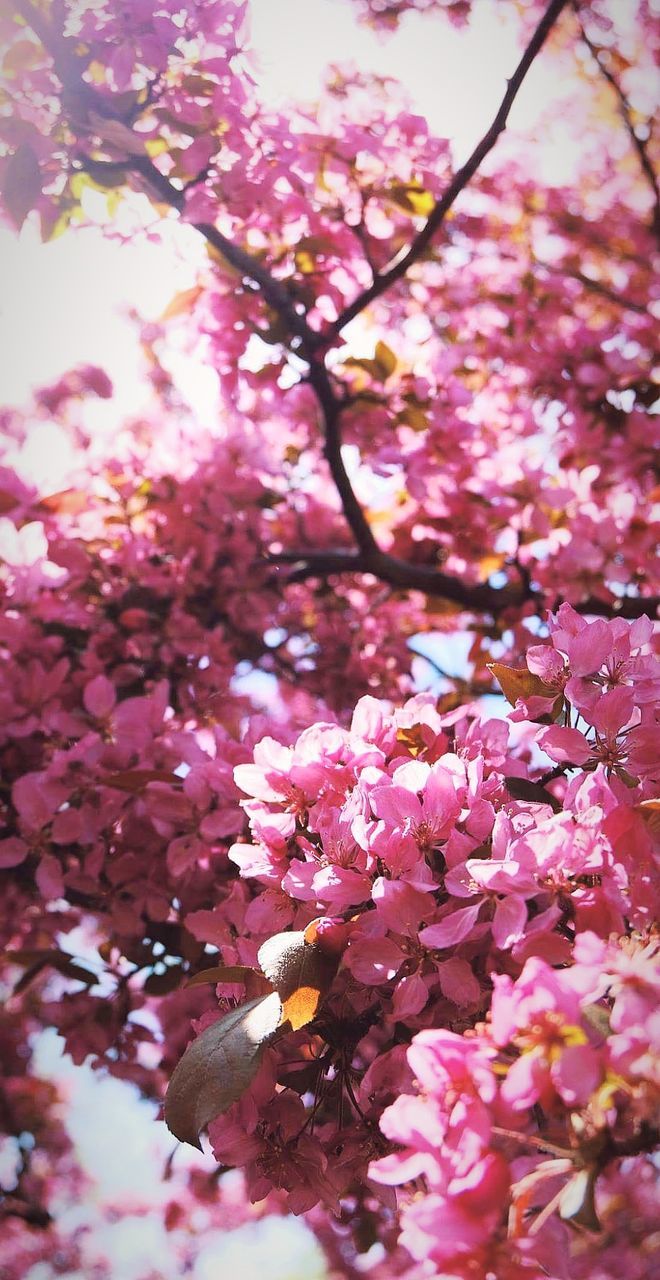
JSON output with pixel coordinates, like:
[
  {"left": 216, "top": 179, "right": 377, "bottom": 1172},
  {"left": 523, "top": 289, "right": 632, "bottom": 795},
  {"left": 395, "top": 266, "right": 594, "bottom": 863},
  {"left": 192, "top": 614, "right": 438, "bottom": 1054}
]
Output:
[{"left": 28, "top": 1029, "right": 327, "bottom": 1280}]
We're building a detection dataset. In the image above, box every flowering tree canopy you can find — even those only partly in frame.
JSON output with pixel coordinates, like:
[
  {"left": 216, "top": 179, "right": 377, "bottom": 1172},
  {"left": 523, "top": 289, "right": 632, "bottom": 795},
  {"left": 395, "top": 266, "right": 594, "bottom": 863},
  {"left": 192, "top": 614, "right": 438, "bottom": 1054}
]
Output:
[{"left": 0, "top": 0, "right": 658, "bottom": 1276}]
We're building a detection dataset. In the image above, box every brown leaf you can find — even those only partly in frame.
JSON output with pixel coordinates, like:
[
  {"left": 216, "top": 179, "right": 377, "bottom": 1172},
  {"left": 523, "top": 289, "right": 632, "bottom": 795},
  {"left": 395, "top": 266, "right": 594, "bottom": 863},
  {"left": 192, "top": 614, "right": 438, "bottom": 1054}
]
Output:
[
  {"left": 143, "top": 965, "right": 185, "bottom": 995},
  {"left": 257, "top": 925, "right": 338, "bottom": 1032},
  {"left": 488, "top": 662, "right": 560, "bottom": 711},
  {"left": 636, "top": 798, "right": 660, "bottom": 837},
  {"left": 164, "top": 992, "right": 282, "bottom": 1149},
  {"left": 395, "top": 725, "right": 428, "bottom": 758},
  {"left": 0, "top": 489, "right": 19, "bottom": 514},
  {"left": 39, "top": 489, "right": 90, "bottom": 515},
  {"left": 504, "top": 776, "right": 563, "bottom": 813},
  {"left": 185, "top": 964, "right": 273, "bottom": 998},
  {"left": 5, "top": 948, "right": 98, "bottom": 994},
  {"left": 374, "top": 340, "right": 397, "bottom": 379},
  {"left": 280, "top": 984, "right": 324, "bottom": 1030},
  {"left": 1, "top": 144, "right": 41, "bottom": 229},
  {"left": 160, "top": 285, "right": 203, "bottom": 321}
]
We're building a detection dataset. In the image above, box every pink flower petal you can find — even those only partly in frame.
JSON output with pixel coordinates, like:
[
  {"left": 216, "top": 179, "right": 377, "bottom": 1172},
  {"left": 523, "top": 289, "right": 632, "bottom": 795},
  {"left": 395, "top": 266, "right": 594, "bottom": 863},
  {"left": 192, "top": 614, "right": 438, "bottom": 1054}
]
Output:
[
  {"left": 492, "top": 895, "right": 528, "bottom": 949},
  {"left": 538, "top": 725, "right": 591, "bottom": 766},
  {"left": 419, "top": 902, "right": 481, "bottom": 949}
]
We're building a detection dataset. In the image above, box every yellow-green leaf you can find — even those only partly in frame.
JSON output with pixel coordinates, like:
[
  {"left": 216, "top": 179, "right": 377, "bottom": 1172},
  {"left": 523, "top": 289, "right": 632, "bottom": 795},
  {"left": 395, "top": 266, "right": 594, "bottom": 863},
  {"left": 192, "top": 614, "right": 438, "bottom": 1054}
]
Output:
[
  {"left": 294, "top": 248, "right": 316, "bottom": 274},
  {"left": 164, "top": 993, "right": 282, "bottom": 1149},
  {"left": 387, "top": 182, "right": 435, "bottom": 218},
  {"left": 374, "top": 340, "right": 397, "bottom": 379},
  {"left": 160, "top": 285, "right": 203, "bottom": 321}
]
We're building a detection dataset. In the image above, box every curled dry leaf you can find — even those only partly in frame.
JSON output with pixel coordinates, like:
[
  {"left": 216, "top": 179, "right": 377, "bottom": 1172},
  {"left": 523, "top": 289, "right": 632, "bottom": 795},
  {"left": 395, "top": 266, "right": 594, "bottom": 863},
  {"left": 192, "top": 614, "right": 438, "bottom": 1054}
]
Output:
[
  {"left": 488, "top": 662, "right": 562, "bottom": 716},
  {"left": 636, "top": 798, "right": 660, "bottom": 836},
  {"left": 257, "top": 924, "right": 340, "bottom": 1031},
  {"left": 164, "top": 992, "right": 282, "bottom": 1149}
]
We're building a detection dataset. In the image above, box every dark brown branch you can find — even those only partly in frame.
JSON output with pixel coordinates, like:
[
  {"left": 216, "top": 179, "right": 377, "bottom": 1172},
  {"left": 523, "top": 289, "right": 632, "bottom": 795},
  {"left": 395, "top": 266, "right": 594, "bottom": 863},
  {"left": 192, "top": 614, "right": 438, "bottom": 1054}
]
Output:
[
  {"left": 269, "top": 549, "right": 659, "bottom": 621},
  {"left": 81, "top": 174, "right": 376, "bottom": 555},
  {"left": 573, "top": 1, "right": 660, "bottom": 242},
  {"left": 331, "top": 0, "right": 570, "bottom": 334},
  {"left": 302, "top": 370, "right": 380, "bottom": 557},
  {"left": 269, "top": 548, "right": 522, "bottom": 614},
  {"left": 82, "top": 155, "right": 318, "bottom": 350}
]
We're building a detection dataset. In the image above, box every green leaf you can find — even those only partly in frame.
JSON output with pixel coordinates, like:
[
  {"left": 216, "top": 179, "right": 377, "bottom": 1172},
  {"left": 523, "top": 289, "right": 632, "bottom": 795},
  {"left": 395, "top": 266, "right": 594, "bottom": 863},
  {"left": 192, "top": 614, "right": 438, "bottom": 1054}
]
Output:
[{"left": 164, "top": 993, "right": 282, "bottom": 1149}]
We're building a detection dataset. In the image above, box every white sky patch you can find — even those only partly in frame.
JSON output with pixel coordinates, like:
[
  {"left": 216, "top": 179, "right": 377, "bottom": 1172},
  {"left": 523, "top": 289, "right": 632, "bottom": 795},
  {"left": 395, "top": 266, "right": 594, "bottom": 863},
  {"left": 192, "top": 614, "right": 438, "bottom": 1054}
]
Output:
[
  {"left": 190, "top": 1217, "right": 327, "bottom": 1280},
  {"left": 0, "top": 0, "right": 592, "bottom": 413},
  {"left": 29, "top": 1030, "right": 327, "bottom": 1280}
]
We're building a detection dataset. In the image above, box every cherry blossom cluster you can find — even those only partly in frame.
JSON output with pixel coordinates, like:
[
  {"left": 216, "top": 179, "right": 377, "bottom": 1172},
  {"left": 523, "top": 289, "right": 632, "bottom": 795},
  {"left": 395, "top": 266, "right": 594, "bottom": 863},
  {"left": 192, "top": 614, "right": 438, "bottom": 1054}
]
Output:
[
  {"left": 203, "top": 606, "right": 659, "bottom": 1261},
  {"left": 369, "top": 930, "right": 659, "bottom": 1278},
  {"left": 0, "top": 0, "right": 658, "bottom": 1273},
  {"left": 231, "top": 605, "right": 659, "bottom": 952}
]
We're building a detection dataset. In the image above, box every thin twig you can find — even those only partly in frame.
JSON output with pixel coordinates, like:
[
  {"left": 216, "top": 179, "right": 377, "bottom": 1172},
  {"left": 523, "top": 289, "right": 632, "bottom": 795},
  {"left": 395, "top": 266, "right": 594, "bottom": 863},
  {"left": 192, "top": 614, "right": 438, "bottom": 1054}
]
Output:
[
  {"left": 534, "top": 257, "right": 649, "bottom": 314},
  {"left": 573, "top": 0, "right": 660, "bottom": 242},
  {"left": 330, "top": 0, "right": 571, "bottom": 334}
]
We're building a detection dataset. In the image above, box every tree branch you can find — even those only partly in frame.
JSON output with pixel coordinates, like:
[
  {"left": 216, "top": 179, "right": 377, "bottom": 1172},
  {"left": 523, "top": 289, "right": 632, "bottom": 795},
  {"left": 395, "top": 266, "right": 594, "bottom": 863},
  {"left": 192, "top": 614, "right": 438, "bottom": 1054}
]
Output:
[
  {"left": 534, "top": 257, "right": 649, "bottom": 314},
  {"left": 330, "top": 0, "right": 570, "bottom": 334},
  {"left": 16, "top": 0, "right": 319, "bottom": 353},
  {"left": 302, "top": 370, "right": 380, "bottom": 557},
  {"left": 20, "top": 0, "right": 657, "bottom": 628},
  {"left": 86, "top": 155, "right": 319, "bottom": 350},
  {"left": 269, "top": 548, "right": 659, "bottom": 621},
  {"left": 573, "top": 1, "right": 660, "bottom": 243}
]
